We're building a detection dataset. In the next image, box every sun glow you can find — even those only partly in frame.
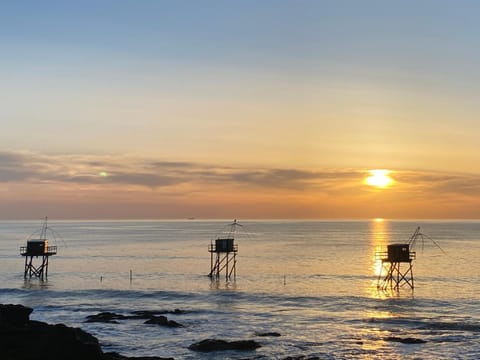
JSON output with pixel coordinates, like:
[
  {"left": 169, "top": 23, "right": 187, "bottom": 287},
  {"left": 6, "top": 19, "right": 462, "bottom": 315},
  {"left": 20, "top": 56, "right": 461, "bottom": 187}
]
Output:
[{"left": 365, "top": 169, "right": 394, "bottom": 188}]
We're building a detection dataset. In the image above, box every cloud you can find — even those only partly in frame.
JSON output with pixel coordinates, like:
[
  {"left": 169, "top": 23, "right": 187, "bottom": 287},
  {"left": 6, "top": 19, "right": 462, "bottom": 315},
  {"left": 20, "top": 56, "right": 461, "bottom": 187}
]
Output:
[
  {"left": 0, "top": 151, "right": 46, "bottom": 182},
  {"left": 395, "top": 170, "right": 480, "bottom": 196},
  {"left": 1, "top": 150, "right": 480, "bottom": 199},
  {"left": 0, "top": 150, "right": 357, "bottom": 190}
]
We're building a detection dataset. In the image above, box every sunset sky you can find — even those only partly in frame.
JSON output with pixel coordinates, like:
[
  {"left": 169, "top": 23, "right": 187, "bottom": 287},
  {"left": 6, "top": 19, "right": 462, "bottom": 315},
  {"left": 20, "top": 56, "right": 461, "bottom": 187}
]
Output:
[{"left": 1, "top": 1, "right": 480, "bottom": 219}]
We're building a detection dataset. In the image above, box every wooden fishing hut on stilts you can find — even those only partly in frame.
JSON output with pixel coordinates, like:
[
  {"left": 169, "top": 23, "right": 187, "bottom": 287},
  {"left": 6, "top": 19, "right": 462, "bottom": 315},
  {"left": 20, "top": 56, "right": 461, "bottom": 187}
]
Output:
[
  {"left": 376, "top": 226, "right": 444, "bottom": 290},
  {"left": 376, "top": 243, "right": 416, "bottom": 290},
  {"left": 20, "top": 217, "right": 58, "bottom": 280},
  {"left": 208, "top": 220, "right": 240, "bottom": 280}
]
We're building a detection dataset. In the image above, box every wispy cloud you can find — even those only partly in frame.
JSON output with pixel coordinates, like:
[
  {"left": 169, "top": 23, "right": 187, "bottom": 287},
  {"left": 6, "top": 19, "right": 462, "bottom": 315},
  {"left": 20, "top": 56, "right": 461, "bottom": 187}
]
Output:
[
  {"left": 393, "top": 170, "right": 480, "bottom": 196},
  {"left": 1, "top": 151, "right": 480, "bottom": 199},
  {"left": 0, "top": 150, "right": 361, "bottom": 191}
]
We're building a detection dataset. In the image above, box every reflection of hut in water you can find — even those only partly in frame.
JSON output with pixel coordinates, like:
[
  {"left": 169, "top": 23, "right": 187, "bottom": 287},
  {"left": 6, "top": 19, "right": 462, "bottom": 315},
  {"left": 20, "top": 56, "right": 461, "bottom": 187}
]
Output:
[
  {"left": 20, "top": 217, "right": 58, "bottom": 280},
  {"left": 376, "top": 227, "right": 444, "bottom": 290},
  {"left": 208, "top": 220, "right": 242, "bottom": 280}
]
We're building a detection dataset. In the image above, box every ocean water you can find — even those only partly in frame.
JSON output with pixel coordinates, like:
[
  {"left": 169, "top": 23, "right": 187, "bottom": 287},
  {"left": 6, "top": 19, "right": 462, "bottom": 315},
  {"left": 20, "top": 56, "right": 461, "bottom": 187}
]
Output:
[{"left": 0, "top": 220, "right": 479, "bottom": 359}]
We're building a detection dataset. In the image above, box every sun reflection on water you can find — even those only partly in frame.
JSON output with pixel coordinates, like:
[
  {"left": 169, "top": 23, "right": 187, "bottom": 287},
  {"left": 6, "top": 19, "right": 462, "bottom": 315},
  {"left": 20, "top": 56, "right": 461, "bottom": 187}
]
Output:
[
  {"left": 367, "top": 219, "right": 391, "bottom": 298},
  {"left": 370, "top": 219, "right": 390, "bottom": 276}
]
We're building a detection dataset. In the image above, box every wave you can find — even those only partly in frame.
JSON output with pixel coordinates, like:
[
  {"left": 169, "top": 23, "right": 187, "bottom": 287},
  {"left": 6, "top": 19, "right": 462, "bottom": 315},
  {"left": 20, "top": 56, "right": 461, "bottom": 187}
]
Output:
[{"left": 364, "top": 316, "right": 480, "bottom": 333}]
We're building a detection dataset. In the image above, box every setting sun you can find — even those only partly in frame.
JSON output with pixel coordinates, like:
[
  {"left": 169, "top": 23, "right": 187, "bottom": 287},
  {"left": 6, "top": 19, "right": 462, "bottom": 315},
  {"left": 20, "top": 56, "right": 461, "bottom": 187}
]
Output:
[{"left": 365, "top": 170, "right": 394, "bottom": 189}]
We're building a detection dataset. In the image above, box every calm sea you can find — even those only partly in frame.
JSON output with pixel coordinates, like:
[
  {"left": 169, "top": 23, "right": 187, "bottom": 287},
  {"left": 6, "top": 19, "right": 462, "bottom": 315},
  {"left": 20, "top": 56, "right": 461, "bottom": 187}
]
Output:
[{"left": 0, "top": 220, "right": 479, "bottom": 359}]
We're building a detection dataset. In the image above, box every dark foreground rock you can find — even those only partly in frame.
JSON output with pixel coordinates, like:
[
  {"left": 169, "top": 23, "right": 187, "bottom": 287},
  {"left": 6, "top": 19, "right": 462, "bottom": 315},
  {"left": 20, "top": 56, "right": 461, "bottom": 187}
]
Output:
[
  {"left": 0, "top": 304, "right": 173, "bottom": 360},
  {"left": 384, "top": 336, "right": 427, "bottom": 344},
  {"left": 188, "top": 338, "right": 262, "bottom": 352}
]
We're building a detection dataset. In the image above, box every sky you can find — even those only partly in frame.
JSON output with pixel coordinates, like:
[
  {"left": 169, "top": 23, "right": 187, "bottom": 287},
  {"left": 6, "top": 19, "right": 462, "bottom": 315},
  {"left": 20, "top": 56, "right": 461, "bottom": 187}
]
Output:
[{"left": 1, "top": 1, "right": 480, "bottom": 219}]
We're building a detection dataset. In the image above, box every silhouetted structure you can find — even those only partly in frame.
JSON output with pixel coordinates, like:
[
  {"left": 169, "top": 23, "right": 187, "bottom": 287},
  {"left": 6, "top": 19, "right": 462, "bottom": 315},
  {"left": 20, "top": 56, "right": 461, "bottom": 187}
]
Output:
[
  {"left": 376, "top": 243, "right": 416, "bottom": 290},
  {"left": 20, "top": 217, "right": 57, "bottom": 280},
  {"left": 376, "top": 226, "right": 443, "bottom": 290},
  {"left": 208, "top": 220, "right": 240, "bottom": 280}
]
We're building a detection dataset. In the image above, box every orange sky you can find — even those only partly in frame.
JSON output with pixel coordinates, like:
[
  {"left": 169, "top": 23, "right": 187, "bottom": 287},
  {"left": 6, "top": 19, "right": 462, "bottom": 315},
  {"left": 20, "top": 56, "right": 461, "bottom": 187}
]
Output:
[
  {"left": 1, "top": 2, "right": 480, "bottom": 219},
  {"left": 0, "top": 152, "right": 479, "bottom": 219}
]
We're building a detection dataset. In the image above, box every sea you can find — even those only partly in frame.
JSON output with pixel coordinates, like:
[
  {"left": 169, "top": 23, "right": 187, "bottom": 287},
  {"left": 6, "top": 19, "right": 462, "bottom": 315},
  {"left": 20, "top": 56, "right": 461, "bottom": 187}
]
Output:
[{"left": 0, "top": 220, "right": 479, "bottom": 359}]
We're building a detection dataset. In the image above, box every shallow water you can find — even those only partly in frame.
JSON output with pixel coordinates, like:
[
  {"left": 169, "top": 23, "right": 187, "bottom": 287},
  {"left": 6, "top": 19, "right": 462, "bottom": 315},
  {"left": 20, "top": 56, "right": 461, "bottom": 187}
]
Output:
[{"left": 0, "top": 220, "right": 479, "bottom": 359}]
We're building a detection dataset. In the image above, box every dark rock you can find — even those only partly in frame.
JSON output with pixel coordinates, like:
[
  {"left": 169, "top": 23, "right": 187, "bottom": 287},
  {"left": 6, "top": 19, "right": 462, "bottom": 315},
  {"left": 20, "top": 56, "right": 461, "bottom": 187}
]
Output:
[
  {"left": 188, "top": 339, "right": 261, "bottom": 352},
  {"left": 384, "top": 336, "right": 427, "bottom": 344},
  {"left": 131, "top": 309, "right": 186, "bottom": 318},
  {"left": 0, "top": 311, "right": 104, "bottom": 360},
  {"left": 282, "top": 357, "right": 320, "bottom": 360},
  {"left": 144, "top": 315, "right": 183, "bottom": 328},
  {"left": 86, "top": 310, "right": 187, "bottom": 324},
  {"left": 254, "top": 331, "right": 281, "bottom": 337},
  {"left": 86, "top": 312, "right": 128, "bottom": 323},
  {"left": 103, "top": 352, "right": 174, "bottom": 360},
  {"left": 0, "top": 304, "right": 173, "bottom": 360},
  {"left": 0, "top": 304, "right": 33, "bottom": 326}
]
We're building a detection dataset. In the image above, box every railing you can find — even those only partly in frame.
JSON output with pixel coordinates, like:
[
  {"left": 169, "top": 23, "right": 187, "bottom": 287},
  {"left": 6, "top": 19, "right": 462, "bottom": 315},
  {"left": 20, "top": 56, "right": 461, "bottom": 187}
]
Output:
[
  {"left": 208, "top": 243, "right": 238, "bottom": 253},
  {"left": 20, "top": 246, "right": 57, "bottom": 256},
  {"left": 375, "top": 251, "right": 416, "bottom": 261}
]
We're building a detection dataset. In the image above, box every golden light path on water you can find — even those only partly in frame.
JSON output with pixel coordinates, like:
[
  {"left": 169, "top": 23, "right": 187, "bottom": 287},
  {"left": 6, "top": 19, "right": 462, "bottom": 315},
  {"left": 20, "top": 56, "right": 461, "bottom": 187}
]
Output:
[
  {"left": 365, "top": 218, "right": 398, "bottom": 301},
  {"left": 371, "top": 218, "right": 389, "bottom": 277},
  {"left": 360, "top": 219, "right": 398, "bottom": 355}
]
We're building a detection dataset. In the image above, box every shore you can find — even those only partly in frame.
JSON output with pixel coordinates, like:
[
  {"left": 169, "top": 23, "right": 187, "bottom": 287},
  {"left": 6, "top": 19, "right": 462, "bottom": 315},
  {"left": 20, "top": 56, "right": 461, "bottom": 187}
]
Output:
[{"left": 0, "top": 304, "right": 174, "bottom": 360}]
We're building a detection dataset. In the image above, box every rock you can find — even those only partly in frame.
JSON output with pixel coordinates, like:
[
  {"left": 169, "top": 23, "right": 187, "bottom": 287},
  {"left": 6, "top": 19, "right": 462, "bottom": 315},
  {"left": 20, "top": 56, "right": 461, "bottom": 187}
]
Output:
[
  {"left": 0, "top": 304, "right": 33, "bottom": 326},
  {"left": 130, "top": 309, "right": 186, "bottom": 318},
  {"left": 282, "top": 357, "right": 320, "bottom": 360},
  {"left": 254, "top": 331, "right": 281, "bottom": 337},
  {"left": 384, "top": 336, "right": 427, "bottom": 344},
  {"left": 188, "top": 339, "right": 261, "bottom": 352},
  {"left": 0, "top": 312, "right": 104, "bottom": 360},
  {"left": 86, "top": 310, "right": 186, "bottom": 325},
  {"left": 144, "top": 315, "right": 183, "bottom": 327},
  {"left": 144, "top": 315, "right": 183, "bottom": 328},
  {"left": 86, "top": 312, "right": 128, "bottom": 323},
  {"left": 0, "top": 304, "right": 173, "bottom": 360},
  {"left": 103, "top": 352, "right": 174, "bottom": 360}
]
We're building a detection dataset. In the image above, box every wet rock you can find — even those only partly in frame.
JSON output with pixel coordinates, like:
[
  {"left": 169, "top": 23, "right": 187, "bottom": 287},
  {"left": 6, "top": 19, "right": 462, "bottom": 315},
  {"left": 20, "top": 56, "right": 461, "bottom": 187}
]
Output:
[
  {"left": 144, "top": 315, "right": 183, "bottom": 328},
  {"left": 86, "top": 312, "right": 128, "bottom": 323},
  {"left": 254, "top": 331, "right": 281, "bottom": 337},
  {"left": 188, "top": 339, "right": 261, "bottom": 352},
  {"left": 104, "top": 352, "right": 174, "bottom": 360},
  {"left": 86, "top": 310, "right": 186, "bottom": 324},
  {"left": 384, "top": 336, "right": 427, "bottom": 344},
  {"left": 131, "top": 309, "right": 186, "bottom": 318}
]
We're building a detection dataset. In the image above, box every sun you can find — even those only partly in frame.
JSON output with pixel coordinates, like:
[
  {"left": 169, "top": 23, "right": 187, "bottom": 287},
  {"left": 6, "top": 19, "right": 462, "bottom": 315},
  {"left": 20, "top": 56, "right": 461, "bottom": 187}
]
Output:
[{"left": 364, "top": 169, "right": 394, "bottom": 189}]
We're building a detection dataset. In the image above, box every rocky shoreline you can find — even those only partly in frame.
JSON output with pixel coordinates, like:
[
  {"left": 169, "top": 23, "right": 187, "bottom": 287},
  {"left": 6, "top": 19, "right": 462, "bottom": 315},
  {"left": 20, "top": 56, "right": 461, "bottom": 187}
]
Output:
[
  {"left": 0, "top": 304, "right": 174, "bottom": 360},
  {"left": 0, "top": 304, "right": 265, "bottom": 359}
]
